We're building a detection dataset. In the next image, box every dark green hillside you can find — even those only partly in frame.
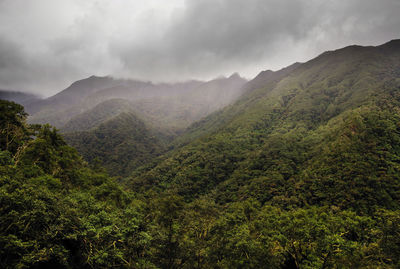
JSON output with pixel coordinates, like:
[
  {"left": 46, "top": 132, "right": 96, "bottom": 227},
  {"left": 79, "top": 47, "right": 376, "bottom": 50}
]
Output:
[
  {"left": 64, "top": 111, "right": 164, "bottom": 176},
  {"left": 2, "top": 40, "right": 400, "bottom": 269},
  {"left": 0, "top": 100, "right": 144, "bottom": 268},
  {"left": 133, "top": 40, "right": 400, "bottom": 210}
]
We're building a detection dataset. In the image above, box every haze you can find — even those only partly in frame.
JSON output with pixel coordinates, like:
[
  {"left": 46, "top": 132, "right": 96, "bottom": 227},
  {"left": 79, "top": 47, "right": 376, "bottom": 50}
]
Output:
[{"left": 0, "top": 0, "right": 399, "bottom": 96}]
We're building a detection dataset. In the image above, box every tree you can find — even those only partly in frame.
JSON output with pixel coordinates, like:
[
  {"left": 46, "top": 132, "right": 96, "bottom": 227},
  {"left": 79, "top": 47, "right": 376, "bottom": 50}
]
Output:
[{"left": 0, "top": 100, "right": 28, "bottom": 154}]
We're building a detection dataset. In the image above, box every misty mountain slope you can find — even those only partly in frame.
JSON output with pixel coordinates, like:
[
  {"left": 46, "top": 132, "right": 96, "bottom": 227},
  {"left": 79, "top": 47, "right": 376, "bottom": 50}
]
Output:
[
  {"left": 59, "top": 75, "right": 247, "bottom": 175},
  {"left": 64, "top": 111, "right": 164, "bottom": 176},
  {"left": 27, "top": 76, "right": 125, "bottom": 127},
  {"left": 28, "top": 74, "right": 247, "bottom": 134},
  {"left": 176, "top": 39, "right": 400, "bottom": 145},
  {"left": 179, "top": 73, "right": 247, "bottom": 111},
  {"left": 62, "top": 98, "right": 133, "bottom": 132},
  {"left": 124, "top": 74, "right": 248, "bottom": 132},
  {"left": 131, "top": 40, "right": 400, "bottom": 211},
  {"left": 0, "top": 90, "right": 41, "bottom": 107},
  {"left": 30, "top": 76, "right": 120, "bottom": 112},
  {"left": 169, "top": 64, "right": 304, "bottom": 149},
  {"left": 85, "top": 80, "right": 202, "bottom": 104},
  {"left": 80, "top": 80, "right": 207, "bottom": 132},
  {"left": 74, "top": 74, "right": 247, "bottom": 133},
  {"left": 243, "top": 62, "right": 302, "bottom": 92}
]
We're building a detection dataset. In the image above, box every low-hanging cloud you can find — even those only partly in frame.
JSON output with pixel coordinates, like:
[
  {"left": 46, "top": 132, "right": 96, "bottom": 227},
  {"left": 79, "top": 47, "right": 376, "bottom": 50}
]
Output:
[{"left": 0, "top": 0, "right": 399, "bottom": 96}]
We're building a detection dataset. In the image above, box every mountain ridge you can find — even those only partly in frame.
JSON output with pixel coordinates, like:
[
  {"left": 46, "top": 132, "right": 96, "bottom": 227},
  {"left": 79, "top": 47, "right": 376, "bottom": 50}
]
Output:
[
  {"left": 2, "top": 38, "right": 400, "bottom": 268},
  {"left": 129, "top": 38, "right": 400, "bottom": 209}
]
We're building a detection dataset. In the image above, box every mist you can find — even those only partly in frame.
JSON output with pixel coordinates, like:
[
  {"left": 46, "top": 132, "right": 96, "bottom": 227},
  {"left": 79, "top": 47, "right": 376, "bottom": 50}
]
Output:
[{"left": 0, "top": 0, "right": 399, "bottom": 96}]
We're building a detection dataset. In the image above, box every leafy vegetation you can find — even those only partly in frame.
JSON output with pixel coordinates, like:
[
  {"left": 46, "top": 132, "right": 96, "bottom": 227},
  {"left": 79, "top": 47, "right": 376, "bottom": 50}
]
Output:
[
  {"left": 1, "top": 40, "right": 400, "bottom": 268},
  {"left": 64, "top": 111, "right": 164, "bottom": 177}
]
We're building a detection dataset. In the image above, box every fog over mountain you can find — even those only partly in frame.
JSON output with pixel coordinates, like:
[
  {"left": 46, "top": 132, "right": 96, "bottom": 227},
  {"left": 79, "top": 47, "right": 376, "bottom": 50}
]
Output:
[
  {"left": 26, "top": 74, "right": 247, "bottom": 135},
  {"left": 0, "top": 0, "right": 399, "bottom": 95},
  {"left": 2, "top": 0, "right": 400, "bottom": 265}
]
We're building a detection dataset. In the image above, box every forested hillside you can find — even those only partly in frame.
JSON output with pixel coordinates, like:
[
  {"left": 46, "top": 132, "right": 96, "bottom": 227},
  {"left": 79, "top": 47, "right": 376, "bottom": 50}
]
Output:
[
  {"left": 64, "top": 110, "right": 164, "bottom": 176},
  {"left": 25, "top": 74, "right": 247, "bottom": 176},
  {"left": 1, "top": 40, "right": 400, "bottom": 268},
  {"left": 136, "top": 40, "right": 400, "bottom": 206}
]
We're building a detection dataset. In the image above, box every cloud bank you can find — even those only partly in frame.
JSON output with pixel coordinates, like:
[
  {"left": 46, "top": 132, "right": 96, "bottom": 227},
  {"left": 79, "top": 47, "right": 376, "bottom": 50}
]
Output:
[{"left": 0, "top": 0, "right": 399, "bottom": 95}]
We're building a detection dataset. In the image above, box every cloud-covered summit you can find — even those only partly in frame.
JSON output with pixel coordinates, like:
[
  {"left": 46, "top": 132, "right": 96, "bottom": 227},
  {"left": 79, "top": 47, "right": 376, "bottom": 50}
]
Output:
[{"left": 0, "top": 0, "right": 399, "bottom": 95}]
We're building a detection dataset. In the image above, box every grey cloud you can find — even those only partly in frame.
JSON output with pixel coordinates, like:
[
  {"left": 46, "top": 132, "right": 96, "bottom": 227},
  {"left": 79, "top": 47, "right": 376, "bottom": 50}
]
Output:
[
  {"left": 0, "top": 0, "right": 399, "bottom": 95},
  {"left": 113, "top": 0, "right": 400, "bottom": 83},
  {"left": 115, "top": 0, "right": 310, "bottom": 79},
  {"left": 0, "top": 36, "right": 88, "bottom": 95}
]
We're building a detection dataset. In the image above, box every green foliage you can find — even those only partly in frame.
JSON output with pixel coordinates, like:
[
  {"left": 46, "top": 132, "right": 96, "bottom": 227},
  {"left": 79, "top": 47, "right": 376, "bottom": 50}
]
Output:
[
  {"left": 0, "top": 100, "right": 28, "bottom": 155},
  {"left": 64, "top": 112, "right": 164, "bottom": 177},
  {"left": 129, "top": 42, "right": 400, "bottom": 267},
  {"left": 0, "top": 100, "right": 150, "bottom": 268},
  {"left": 2, "top": 41, "right": 400, "bottom": 268}
]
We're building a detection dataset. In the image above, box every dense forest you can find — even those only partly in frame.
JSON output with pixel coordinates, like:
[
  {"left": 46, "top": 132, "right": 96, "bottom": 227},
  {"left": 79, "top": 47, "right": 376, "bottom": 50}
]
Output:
[{"left": 1, "top": 40, "right": 400, "bottom": 268}]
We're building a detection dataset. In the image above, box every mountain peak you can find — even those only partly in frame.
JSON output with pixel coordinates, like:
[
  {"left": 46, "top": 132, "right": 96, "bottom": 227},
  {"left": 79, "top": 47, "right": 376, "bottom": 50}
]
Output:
[{"left": 228, "top": 72, "right": 241, "bottom": 79}]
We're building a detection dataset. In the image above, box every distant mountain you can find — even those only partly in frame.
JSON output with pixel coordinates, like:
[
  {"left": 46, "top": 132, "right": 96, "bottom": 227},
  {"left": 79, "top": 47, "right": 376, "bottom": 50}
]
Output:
[
  {"left": 28, "top": 74, "right": 247, "bottom": 134},
  {"left": 122, "top": 74, "right": 248, "bottom": 133},
  {"left": 0, "top": 90, "right": 41, "bottom": 107},
  {"left": 132, "top": 39, "right": 400, "bottom": 213},
  {"left": 28, "top": 76, "right": 121, "bottom": 114},
  {"left": 27, "top": 76, "right": 125, "bottom": 127},
  {"left": 23, "top": 71, "right": 246, "bottom": 176}
]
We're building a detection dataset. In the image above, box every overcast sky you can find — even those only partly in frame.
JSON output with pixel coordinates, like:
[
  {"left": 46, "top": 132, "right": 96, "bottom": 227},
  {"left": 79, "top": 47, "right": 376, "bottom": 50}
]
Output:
[{"left": 0, "top": 0, "right": 399, "bottom": 96}]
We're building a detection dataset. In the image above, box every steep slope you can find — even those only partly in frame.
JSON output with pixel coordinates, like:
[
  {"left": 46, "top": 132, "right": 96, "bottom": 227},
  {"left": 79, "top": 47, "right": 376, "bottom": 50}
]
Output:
[
  {"left": 132, "top": 39, "right": 400, "bottom": 213},
  {"left": 64, "top": 111, "right": 164, "bottom": 176},
  {"left": 169, "top": 65, "right": 303, "bottom": 148},
  {"left": 243, "top": 62, "right": 301, "bottom": 92}
]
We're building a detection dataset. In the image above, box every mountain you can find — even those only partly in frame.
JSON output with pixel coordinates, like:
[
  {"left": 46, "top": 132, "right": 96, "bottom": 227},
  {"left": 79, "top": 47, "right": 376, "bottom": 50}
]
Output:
[
  {"left": 27, "top": 76, "right": 125, "bottom": 127},
  {"left": 131, "top": 39, "right": 400, "bottom": 212},
  {"left": 243, "top": 62, "right": 301, "bottom": 92},
  {"left": 124, "top": 74, "right": 247, "bottom": 132},
  {"left": 28, "top": 75, "right": 121, "bottom": 114},
  {"left": 64, "top": 110, "right": 164, "bottom": 176},
  {"left": 62, "top": 98, "right": 133, "bottom": 133},
  {"left": 0, "top": 89, "right": 41, "bottom": 107},
  {"left": 2, "top": 40, "right": 400, "bottom": 268},
  {"left": 60, "top": 75, "right": 247, "bottom": 176},
  {"left": 27, "top": 74, "right": 247, "bottom": 175},
  {"left": 28, "top": 74, "right": 247, "bottom": 134}
]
